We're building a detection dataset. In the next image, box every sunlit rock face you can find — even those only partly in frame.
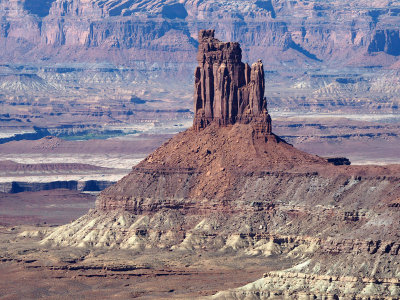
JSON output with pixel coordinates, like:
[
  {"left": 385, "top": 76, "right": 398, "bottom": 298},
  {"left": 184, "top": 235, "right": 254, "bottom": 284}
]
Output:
[
  {"left": 1, "top": 0, "right": 400, "bottom": 67},
  {"left": 193, "top": 30, "right": 271, "bottom": 134}
]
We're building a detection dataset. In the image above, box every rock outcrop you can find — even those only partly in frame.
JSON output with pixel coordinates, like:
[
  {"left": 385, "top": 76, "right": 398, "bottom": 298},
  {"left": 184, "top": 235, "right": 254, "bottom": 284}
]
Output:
[
  {"left": 213, "top": 270, "right": 400, "bottom": 299},
  {"left": 193, "top": 30, "right": 271, "bottom": 135}
]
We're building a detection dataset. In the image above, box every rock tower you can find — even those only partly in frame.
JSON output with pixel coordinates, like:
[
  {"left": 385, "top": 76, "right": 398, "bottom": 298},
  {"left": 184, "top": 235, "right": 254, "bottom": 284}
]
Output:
[{"left": 193, "top": 29, "right": 272, "bottom": 135}]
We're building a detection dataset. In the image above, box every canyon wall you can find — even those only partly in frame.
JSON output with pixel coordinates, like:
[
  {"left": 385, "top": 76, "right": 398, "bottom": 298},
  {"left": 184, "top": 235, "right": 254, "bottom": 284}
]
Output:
[{"left": 1, "top": 0, "right": 400, "bottom": 68}]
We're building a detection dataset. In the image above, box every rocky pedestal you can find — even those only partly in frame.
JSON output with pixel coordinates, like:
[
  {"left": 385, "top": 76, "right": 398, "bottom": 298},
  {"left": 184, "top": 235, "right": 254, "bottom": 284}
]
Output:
[{"left": 193, "top": 30, "right": 272, "bottom": 135}]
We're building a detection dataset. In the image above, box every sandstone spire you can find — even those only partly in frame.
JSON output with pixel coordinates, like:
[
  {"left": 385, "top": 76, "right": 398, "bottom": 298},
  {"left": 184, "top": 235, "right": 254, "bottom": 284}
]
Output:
[{"left": 193, "top": 29, "right": 272, "bottom": 135}]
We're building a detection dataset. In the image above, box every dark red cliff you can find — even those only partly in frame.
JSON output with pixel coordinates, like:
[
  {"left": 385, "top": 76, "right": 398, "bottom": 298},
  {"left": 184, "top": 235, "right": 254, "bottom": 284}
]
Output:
[{"left": 193, "top": 29, "right": 272, "bottom": 135}]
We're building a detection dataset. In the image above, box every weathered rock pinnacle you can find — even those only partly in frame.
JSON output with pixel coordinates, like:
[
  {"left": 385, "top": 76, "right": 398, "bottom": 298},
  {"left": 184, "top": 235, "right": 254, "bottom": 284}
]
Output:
[{"left": 193, "top": 29, "right": 272, "bottom": 135}]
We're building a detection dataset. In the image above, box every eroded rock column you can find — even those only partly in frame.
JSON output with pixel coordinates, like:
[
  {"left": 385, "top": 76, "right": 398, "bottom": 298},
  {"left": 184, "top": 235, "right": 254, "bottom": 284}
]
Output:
[{"left": 193, "top": 29, "right": 272, "bottom": 135}]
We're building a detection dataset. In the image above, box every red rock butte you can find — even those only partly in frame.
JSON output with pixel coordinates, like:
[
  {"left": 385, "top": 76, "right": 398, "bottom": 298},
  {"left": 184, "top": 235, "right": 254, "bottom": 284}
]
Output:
[
  {"left": 94, "top": 30, "right": 400, "bottom": 213},
  {"left": 39, "top": 29, "right": 400, "bottom": 300},
  {"left": 194, "top": 29, "right": 272, "bottom": 136}
]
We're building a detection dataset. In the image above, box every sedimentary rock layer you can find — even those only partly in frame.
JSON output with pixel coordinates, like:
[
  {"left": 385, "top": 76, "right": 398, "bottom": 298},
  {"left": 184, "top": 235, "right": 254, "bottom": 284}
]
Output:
[
  {"left": 2, "top": 0, "right": 400, "bottom": 68},
  {"left": 193, "top": 30, "right": 271, "bottom": 134}
]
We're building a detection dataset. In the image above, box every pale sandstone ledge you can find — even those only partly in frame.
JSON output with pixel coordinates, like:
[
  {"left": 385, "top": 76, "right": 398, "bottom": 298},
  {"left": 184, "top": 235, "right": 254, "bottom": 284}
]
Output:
[{"left": 212, "top": 270, "right": 400, "bottom": 300}]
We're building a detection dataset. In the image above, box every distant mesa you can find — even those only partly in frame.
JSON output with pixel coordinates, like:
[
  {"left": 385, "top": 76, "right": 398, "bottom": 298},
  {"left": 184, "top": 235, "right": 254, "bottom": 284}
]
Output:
[{"left": 194, "top": 30, "right": 272, "bottom": 136}]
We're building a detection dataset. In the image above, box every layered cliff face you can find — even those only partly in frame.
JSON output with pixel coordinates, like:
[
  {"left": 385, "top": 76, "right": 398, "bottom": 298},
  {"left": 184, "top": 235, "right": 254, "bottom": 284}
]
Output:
[
  {"left": 2, "top": 0, "right": 400, "bottom": 67},
  {"left": 193, "top": 30, "right": 271, "bottom": 133}
]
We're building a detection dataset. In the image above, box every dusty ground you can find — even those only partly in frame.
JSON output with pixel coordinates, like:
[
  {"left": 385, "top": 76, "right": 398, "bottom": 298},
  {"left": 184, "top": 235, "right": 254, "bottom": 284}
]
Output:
[
  {"left": 0, "top": 134, "right": 172, "bottom": 171},
  {"left": 0, "top": 189, "right": 96, "bottom": 226},
  {"left": 0, "top": 134, "right": 173, "bottom": 193},
  {"left": 0, "top": 261, "right": 269, "bottom": 299},
  {"left": 273, "top": 116, "right": 400, "bottom": 165},
  {"left": 0, "top": 226, "right": 293, "bottom": 299}
]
